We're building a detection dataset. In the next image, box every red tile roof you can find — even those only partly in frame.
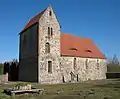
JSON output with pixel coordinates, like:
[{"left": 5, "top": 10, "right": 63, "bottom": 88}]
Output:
[
  {"left": 61, "top": 33, "right": 106, "bottom": 59},
  {"left": 21, "top": 9, "right": 46, "bottom": 32},
  {"left": 20, "top": 9, "right": 106, "bottom": 59}
]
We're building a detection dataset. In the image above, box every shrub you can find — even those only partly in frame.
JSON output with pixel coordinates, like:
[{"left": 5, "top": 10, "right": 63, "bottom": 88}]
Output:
[
  {"left": 0, "top": 63, "right": 4, "bottom": 75},
  {"left": 107, "top": 64, "right": 120, "bottom": 72}
]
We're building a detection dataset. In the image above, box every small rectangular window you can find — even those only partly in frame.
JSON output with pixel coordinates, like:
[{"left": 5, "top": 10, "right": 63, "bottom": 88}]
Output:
[
  {"left": 73, "top": 58, "right": 77, "bottom": 69},
  {"left": 49, "top": 11, "right": 52, "bottom": 16},
  {"left": 97, "top": 59, "right": 99, "bottom": 69},
  {"left": 86, "top": 59, "right": 88, "bottom": 69},
  {"left": 48, "top": 61, "right": 52, "bottom": 73},
  {"left": 48, "top": 27, "right": 50, "bottom": 39},
  {"left": 51, "top": 28, "right": 53, "bottom": 36}
]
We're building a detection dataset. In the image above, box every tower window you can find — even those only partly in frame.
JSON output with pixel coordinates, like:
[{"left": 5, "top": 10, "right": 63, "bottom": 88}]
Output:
[
  {"left": 51, "top": 28, "right": 53, "bottom": 36},
  {"left": 48, "top": 61, "right": 52, "bottom": 73},
  {"left": 49, "top": 11, "right": 52, "bottom": 16},
  {"left": 45, "top": 43, "right": 50, "bottom": 53},
  {"left": 48, "top": 27, "right": 50, "bottom": 39}
]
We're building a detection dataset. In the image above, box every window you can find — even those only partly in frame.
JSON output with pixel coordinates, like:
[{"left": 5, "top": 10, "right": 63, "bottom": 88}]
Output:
[
  {"left": 45, "top": 43, "right": 50, "bottom": 53},
  {"left": 51, "top": 28, "right": 53, "bottom": 36},
  {"left": 48, "top": 27, "right": 50, "bottom": 39},
  {"left": 48, "top": 61, "right": 52, "bottom": 73},
  {"left": 49, "top": 11, "right": 52, "bottom": 16},
  {"left": 62, "top": 76, "right": 65, "bottom": 83},
  {"left": 86, "top": 59, "right": 88, "bottom": 69},
  {"left": 73, "top": 58, "right": 77, "bottom": 69},
  {"left": 97, "top": 59, "right": 99, "bottom": 69},
  {"left": 77, "top": 74, "right": 79, "bottom": 82}
]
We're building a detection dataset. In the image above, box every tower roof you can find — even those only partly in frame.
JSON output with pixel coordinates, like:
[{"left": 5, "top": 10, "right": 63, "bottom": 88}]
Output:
[{"left": 20, "top": 9, "right": 46, "bottom": 33}]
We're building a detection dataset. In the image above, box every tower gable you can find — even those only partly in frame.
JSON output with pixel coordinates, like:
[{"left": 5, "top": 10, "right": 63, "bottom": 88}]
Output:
[
  {"left": 20, "top": 5, "right": 60, "bottom": 34},
  {"left": 38, "top": 5, "right": 60, "bottom": 30}
]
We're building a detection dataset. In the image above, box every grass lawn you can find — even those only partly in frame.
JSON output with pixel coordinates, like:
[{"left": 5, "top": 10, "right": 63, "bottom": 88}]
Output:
[{"left": 0, "top": 79, "right": 120, "bottom": 99}]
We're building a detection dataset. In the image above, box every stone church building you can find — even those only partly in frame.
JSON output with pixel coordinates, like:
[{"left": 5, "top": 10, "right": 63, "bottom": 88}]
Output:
[{"left": 19, "top": 5, "right": 107, "bottom": 84}]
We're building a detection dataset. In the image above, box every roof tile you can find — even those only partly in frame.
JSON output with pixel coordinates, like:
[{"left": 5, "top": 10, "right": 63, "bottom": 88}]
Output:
[
  {"left": 60, "top": 33, "right": 106, "bottom": 59},
  {"left": 21, "top": 9, "right": 46, "bottom": 32}
]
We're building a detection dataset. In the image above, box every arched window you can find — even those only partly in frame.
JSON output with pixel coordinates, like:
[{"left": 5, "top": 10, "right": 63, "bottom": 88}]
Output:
[
  {"left": 49, "top": 11, "right": 52, "bottom": 16},
  {"left": 51, "top": 28, "right": 53, "bottom": 36},
  {"left": 73, "top": 58, "right": 77, "bottom": 69},
  {"left": 45, "top": 43, "right": 50, "bottom": 53},
  {"left": 48, "top": 61, "right": 52, "bottom": 73},
  {"left": 48, "top": 27, "right": 50, "bottom": 39}
]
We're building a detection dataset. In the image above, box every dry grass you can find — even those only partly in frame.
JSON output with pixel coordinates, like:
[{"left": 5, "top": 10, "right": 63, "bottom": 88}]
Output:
[{"left": 0, "top": 79, "right": 120, "bottom": 99}]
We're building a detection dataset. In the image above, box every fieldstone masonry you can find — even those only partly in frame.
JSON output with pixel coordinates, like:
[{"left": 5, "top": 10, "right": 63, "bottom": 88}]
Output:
[
  {"left": 37, "top": 6, "right": 107, "bottom": 84},
  {"left": 38, "top": 6, "right": 61, "bottom": 84},
  {"left": 19, "top": 5, "right": 107, "bottom": 84},
  {"left": 0, "top": 73, "right": 8, "bottom": 84}
]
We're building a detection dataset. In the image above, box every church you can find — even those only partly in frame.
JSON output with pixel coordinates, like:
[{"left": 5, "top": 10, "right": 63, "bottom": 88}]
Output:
[{"left": 19, "top": 5, "right": 107, "bottom": 84}]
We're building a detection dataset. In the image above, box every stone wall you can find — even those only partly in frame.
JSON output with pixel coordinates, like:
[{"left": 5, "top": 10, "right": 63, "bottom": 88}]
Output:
[
  {"left": 19, "top": 23, "right": 38, "bottom": 82},
  {"left": 38, "top": 6, "right": 107, "bottom": 84},
  {"left": 0, "top": 73, "right": 8, "bottom": 84},
  {"left": 39, "top": 54, "right": 107, "bottom": 84},
  {"left": 38, "top": 6, "right": 61, "bottom": 84},
  {"left": 20, "top": 24, "right": 38, "bottom": 59},
  {"left": 19, "top": 57, "right": 38, "bottom": 82},
  {"left": 60, "top": 57, "right": 107, "bottom": 83},
  {"left": 19, "top": 5, "right": 107, "bottom": 84}
]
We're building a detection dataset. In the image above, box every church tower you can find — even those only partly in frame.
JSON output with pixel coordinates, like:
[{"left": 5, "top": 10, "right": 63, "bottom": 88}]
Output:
[{"left": 38, "top": 5, "right": 61, "bottom": 84}]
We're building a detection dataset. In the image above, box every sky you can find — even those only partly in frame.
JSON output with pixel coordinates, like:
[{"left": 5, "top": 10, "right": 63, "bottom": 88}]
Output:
[{"left": 0, "top": 0, "right": 120, "bottom": 62}]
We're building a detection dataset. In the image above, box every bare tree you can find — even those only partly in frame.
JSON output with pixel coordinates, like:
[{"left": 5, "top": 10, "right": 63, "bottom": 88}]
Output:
[{"left": 108, "top": 54, "right": 119, "bottom": 66}]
